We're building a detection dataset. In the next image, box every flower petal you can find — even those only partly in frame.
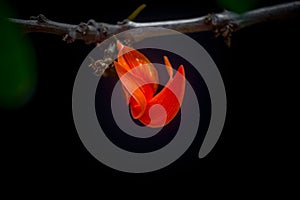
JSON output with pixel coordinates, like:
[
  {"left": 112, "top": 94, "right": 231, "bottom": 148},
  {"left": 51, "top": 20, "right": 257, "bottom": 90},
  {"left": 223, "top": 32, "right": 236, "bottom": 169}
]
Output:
[
  {"left": 114, "top": 61, "right": 156, "bottom": 102},
  {"left": 114, "top": 61, "right": 149, "bottom": 118},
  {"left": 133, "top": 65, "right": 186, "bottom": 127},
  {"left": 163, "top": 56, "right": 173, "bottom": 79},
  {"left": 114, "top": 41, "right": 186, "bottom": 128},
  {"left": 116, "top": 41, "right": 159, "bottom": 94}
]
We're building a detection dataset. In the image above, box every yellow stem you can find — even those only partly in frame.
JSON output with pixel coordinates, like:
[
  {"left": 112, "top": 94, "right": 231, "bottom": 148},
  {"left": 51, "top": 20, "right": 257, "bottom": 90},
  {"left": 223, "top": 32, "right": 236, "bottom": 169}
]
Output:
[{"left": 127, "top": 4, "right": 147, "bottom": 21}]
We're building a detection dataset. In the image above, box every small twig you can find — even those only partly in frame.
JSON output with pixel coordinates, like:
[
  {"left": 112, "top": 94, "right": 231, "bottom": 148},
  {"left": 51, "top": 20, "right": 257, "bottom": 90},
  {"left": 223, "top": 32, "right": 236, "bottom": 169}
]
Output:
[
  {"left": 8, "top": 1, "right": 300, "bottom": 46},
  {"left": 127, "top": 4, "right": 147, "bottom": 21}
]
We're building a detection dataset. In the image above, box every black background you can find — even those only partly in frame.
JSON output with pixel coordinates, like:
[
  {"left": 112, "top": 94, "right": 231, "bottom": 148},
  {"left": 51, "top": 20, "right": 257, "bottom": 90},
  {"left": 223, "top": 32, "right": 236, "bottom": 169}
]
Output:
[{"left": 2, "top": 0, "right": 299, "bottom": 192}]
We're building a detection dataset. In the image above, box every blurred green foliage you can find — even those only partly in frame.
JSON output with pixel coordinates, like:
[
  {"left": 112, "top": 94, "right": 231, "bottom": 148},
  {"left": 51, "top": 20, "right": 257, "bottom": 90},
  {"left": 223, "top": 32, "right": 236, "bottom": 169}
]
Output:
[
  {"left": 218, "top": 0, "right": 258, "bottom": 13},
  {"left": 0, "top": 0, "right": 37, "bottom": 109}
]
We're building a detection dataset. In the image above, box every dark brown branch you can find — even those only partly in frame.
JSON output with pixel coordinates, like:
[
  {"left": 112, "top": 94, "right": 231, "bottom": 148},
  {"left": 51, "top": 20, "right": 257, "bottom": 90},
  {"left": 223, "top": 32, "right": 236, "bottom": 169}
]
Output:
[{"left": 9, "top": 1, "right": 300, "bottom": 46}]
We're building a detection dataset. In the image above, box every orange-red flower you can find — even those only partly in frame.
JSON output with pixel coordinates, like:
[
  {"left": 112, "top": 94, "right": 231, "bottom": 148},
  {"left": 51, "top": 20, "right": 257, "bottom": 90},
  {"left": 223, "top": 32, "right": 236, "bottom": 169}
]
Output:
[{"left": 114, "top": 41, "right": 186, "bottom": 128}]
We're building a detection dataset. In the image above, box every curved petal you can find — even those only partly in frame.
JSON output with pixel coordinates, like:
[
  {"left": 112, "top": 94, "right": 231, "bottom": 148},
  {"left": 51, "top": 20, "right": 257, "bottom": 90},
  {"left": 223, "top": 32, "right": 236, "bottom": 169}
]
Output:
[
  {"left": 114, "top": 61, "right": 148, "bottom": 118},
  {"left": 114, "top": 61, "right": 155, "bottom": 103},
  {"left": 163, "top": 56, "right": 173, "bottom": 79},
  {"left": 133, "top": 65, "right": 186, "bottom": 128},
  {"left": 116, "top": 41, "right": 159, "bottom": 94}
]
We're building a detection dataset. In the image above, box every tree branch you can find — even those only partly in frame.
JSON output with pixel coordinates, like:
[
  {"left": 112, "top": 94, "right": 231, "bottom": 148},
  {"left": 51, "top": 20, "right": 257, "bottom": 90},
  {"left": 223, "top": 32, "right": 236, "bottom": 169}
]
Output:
[{"left": 9, "top": 1, "right": 300, "bottom": 46}]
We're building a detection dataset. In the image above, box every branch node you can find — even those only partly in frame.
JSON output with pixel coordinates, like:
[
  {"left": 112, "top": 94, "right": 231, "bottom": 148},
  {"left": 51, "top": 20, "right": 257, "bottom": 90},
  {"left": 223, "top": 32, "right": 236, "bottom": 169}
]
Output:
[
  {"left": 217, "top": 22, "right": 237, "bottom": 47},
  {"left": 204, "top": 13, "right": 219, "bottom": 26},
  {"left": 76, "top": 22, "right": 89, "bottom": 35},
  {"left": 117, "top": 19, "right": 130, "bottom": 25},
  {"left": 62, "top": 34, "right": 74, "bottom": 43},
  {"left": 87, "top": 19, "right": 97, "bottom": 27},
  {"left": 30, "top": 14, "right": 48, "bottom": 23},
  {"left": 86, "top": 20, "right": 108, "bottom": 44},
  {"left": 205, "top": 12, "right": 238, "bottom": 47}
]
